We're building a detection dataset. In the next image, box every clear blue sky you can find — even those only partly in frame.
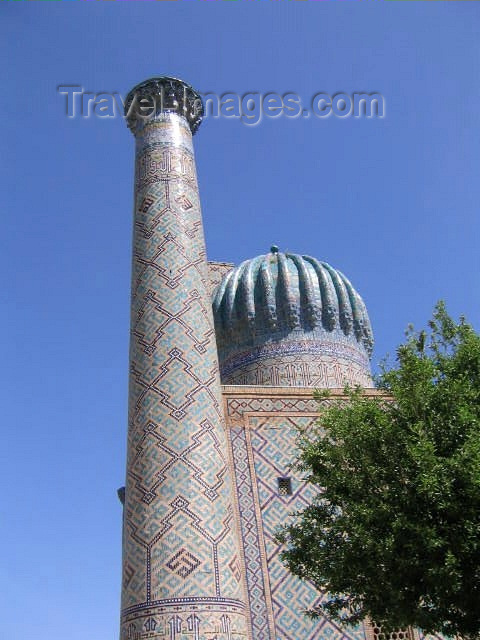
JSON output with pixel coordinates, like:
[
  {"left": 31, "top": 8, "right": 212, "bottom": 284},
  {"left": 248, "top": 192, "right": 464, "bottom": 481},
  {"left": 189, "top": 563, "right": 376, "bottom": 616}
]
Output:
[{"left": 1, "top": 4, "right": 479, "bottom": 639}]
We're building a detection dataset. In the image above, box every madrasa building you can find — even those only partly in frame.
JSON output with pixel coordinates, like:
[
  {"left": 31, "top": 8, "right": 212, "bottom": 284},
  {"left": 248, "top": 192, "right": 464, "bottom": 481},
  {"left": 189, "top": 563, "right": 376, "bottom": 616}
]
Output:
[{"left": 118, "top": 76, "right": 384, "bottom": 640}]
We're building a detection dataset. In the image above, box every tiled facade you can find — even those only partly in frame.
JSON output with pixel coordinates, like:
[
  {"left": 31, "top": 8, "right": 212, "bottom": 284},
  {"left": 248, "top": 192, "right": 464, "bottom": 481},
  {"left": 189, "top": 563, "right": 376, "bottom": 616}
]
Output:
[
  {"left": 120, "top": 76, "right": 376, "bottom": 640},
  {"left": 223, "top": 387, "right": 383, "bottom": 640}
]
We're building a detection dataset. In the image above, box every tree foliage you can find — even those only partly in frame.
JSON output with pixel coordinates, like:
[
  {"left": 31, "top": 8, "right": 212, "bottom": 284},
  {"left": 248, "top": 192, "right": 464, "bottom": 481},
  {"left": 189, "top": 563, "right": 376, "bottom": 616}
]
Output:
[{"left": 278, "top": 303, "right": 480, "bottom": 639}]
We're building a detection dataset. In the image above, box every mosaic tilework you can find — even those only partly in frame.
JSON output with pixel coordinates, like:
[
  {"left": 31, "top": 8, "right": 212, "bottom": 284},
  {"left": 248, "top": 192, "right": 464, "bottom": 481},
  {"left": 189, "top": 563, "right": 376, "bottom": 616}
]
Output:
[
  {"left": 230, "top": 425, "right": 275, "bottom": 640},
  {"left": 223, "top": 387, "right": 364, "bottom": 426},
  {"left": 121, "top": 80, "right": 247, "bottom": 640},
  {"left": 224, "top": 388, "right": 371, "bottom": 640},
  {"left": 208, "top": 262, "right": 234, "bottom": 298},
  {"left": 221, "top": 337, "right": 372, "bottom": 388}
]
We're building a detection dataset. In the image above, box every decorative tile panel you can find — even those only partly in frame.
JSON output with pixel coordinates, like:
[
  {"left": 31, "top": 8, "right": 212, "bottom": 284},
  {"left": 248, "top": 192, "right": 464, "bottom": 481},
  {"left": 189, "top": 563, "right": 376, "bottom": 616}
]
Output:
[{"left": 208, "top": 261, "right": 235, "bottom": 298}]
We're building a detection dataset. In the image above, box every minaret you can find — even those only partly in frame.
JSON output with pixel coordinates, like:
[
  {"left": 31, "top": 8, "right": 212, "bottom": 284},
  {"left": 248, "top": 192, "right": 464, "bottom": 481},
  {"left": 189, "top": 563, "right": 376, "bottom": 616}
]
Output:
[{"left": 120, "top": 78, "right": 248, "bottom": 640}]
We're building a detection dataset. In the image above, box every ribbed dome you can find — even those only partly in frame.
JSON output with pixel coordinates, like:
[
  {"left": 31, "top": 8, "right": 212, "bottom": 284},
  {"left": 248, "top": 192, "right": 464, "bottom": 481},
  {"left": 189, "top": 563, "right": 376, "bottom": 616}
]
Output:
[{"left": 212, "top": 249, "right": 374, "bottom": 388}]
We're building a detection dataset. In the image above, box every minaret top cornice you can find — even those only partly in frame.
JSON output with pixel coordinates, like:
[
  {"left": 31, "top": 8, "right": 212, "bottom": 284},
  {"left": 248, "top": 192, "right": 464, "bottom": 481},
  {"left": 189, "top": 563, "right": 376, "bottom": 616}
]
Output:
[{"left": 124, "top": 76, "right": 204, "bottom": 135}]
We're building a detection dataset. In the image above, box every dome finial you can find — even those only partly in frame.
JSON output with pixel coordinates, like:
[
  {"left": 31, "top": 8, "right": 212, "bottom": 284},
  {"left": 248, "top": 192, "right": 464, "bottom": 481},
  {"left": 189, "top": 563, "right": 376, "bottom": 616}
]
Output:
[{"left": 270, "top": 245, "right": 279, "bottom": 254}]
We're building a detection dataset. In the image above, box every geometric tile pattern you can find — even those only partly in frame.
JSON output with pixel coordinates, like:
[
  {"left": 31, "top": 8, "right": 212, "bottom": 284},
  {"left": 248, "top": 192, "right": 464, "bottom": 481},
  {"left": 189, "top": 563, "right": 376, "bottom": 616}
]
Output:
[
  {"left": 121, "top": 104, "right": 247, "bottom": 639},
  {"left": 207, "top": 261, "right": 234, "bottom": 297},
  {"left": 166, "top": 548, "right": 201, "bottom": 578},
  {"left": 230, "top": 425, "right": 274, "bottom": 640},
  {"left": 224, "top": 392, "right": 330, "bottom": 426},
  {"left": 225, "top": 390, "right": 371, "bottom": 640}
]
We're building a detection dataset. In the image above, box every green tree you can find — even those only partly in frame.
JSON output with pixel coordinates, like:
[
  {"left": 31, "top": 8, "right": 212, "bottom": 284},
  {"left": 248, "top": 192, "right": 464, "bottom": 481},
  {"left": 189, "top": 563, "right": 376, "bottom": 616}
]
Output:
[{"left": 278, "top": 303, "right": 480, "bottom": 639}]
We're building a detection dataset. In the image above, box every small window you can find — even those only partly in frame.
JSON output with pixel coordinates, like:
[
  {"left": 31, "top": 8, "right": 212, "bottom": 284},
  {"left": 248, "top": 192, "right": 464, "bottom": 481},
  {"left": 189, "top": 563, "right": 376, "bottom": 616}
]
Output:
[{"left": 277, "top": 477, "right": 292, "bottom": 496}]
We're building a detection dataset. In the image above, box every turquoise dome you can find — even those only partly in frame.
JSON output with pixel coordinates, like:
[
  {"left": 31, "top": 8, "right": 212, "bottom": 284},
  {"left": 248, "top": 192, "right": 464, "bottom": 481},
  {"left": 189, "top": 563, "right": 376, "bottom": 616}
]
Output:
[{"left": 212, "top": 250, "right": 373, "bottom": 387}]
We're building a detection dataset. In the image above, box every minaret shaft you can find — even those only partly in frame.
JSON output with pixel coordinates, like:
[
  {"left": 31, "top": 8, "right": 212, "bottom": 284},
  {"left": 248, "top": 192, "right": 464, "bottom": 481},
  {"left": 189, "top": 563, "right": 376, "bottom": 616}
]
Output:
[{"left": 121, "top": 79, "right": 248, "bottom": 640}]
